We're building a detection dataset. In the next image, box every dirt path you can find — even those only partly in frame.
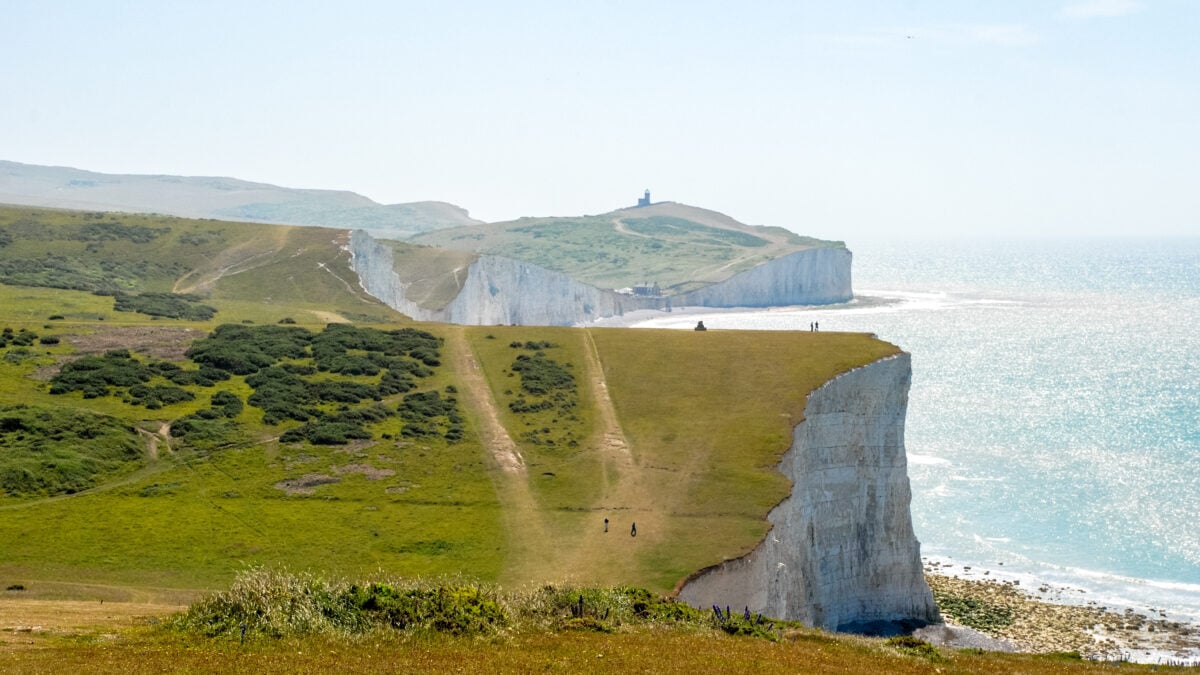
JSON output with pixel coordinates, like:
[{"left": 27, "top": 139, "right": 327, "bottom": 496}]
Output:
[
  {"left": 445, "top": 329, "right": 668, "bottom": 588},
  {"left": 445, "top": 328, "right": 566, "bottom": 587}
]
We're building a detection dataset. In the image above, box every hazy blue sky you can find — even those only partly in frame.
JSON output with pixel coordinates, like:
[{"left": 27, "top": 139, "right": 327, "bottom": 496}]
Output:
[{"left": 3, "top": 1, "right": 1197, "bottom": 239}]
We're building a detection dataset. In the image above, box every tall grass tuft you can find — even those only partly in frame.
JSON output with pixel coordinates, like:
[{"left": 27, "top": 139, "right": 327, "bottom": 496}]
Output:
[
  {"left": 171, "top": 569, "right": 798, "bottom": 643},
  {"left": 171, "top": 567, "right": 508, "bottom": 640}
]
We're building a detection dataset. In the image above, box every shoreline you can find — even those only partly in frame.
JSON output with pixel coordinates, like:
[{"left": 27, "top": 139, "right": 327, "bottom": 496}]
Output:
[{"left": 924, "top": 564, "right": 1200, "bottom": 664}]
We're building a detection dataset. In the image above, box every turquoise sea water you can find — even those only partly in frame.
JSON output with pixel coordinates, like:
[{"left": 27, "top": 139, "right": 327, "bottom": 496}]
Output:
[{"left": 624, "top": 237, "right": 1200, "bottom": 624}]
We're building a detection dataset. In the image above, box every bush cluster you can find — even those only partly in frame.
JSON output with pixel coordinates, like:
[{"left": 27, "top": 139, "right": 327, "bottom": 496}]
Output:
[
  {"left": 50, "top": 350, "right": 152, "bottom": 398},
  {"left": 311, "top": 324, "right": 442, "bottom": 375},
  {"left": 397, "top": 390, "right": 464, "bottom": 441},
  {"left": 511, "top": 353, "right": 574, "bottom": 396},
  {"left": 502, "top": 344, "right": 581, "bottom": 448},
  {"left": 170, "top": 391, "right": 245, "bottom": 449},
  {"left": 112, "top": 292, "right": 217, "bottom": 321},
  {"left": 246, "top": 367, "right": 385, "bottom": 425},
  {"left": 127, "top": 384, "right": 194, "bottom": 409},
  {"left": 509, "top": 340, "right": 556, "bottom": 350},
  {"left": 186, "top": 324, "right": 311, "bottom": 375},
  {"left": 0, "top": 327, "right": 39, "bottom": 348},
  {"left": 279, "top": 405, "right": 392, "bottom": 445},
  {"left": 50, "top": 350, "right": 217, "bottom": 406}
]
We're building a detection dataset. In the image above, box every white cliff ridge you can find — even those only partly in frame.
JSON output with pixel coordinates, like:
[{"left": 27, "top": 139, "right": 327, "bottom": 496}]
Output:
[
  {"left": 676, "top": 353, "right": 940, "bottom": 632},
  {"left": 349, "top": 230, "right": 852, "bottom": 326}
]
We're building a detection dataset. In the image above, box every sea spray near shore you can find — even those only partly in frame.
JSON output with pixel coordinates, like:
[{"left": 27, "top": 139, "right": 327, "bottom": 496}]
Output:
[{"left": 623, "top": 237, "right": 1200, "bottom": 633}]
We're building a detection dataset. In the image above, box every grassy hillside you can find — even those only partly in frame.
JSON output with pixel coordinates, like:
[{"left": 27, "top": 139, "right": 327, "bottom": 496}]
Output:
[
  {"left": 412, "top": 202, "right": 843, "bottom": 293},
  {"left": 0, "top": 160, "right": 481, "bottom": 237},
  {"left": 0, "top": 204, "right": 398, "bottom": 325}
]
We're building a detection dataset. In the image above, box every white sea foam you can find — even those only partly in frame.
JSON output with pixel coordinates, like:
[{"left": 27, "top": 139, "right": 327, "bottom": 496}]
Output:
[{"left": 906, "top": 453, "right": 950, "bottom": 466}]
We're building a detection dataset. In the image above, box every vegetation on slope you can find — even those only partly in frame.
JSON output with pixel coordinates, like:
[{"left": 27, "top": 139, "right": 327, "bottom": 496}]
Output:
[
  {"left": 0, "top": 404, "right": 143, "bottom": 497},
  {"left": 0, "top": 204, "right": 400, "bottom": 325}
]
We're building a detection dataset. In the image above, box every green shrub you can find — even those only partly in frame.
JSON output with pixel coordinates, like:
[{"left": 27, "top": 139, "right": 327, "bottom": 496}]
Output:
[
  {"left": 511, "top": 354, "right": 574, "bottom": 396},
  {"left": 187, "top": 324, "right": 312, "bottom": 375},
  {"left": 50, "top": 351, "right": 154, "bottom": 398},
  {"left": 885, "top": 635, "right": 943, "bottom": 661},
  {"left": 112, "top": 292, "right": 217, "bottom": 321}
]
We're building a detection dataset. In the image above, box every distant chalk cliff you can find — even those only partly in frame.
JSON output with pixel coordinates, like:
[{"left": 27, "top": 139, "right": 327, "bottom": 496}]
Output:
[
  {"left": 350, "top": 230, "right": 852, "bottom": 326},
  {"left": 676, "top": 353, "right": 940, "bottom": 632}
]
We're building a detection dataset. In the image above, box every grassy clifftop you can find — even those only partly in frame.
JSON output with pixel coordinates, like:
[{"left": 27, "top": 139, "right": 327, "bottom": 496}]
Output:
[
  {"left": 412, "top": 202, "right": 843, "bottom": 294},
  {"left": 0, "top": 204, "right": 892, "bottom": 598}
]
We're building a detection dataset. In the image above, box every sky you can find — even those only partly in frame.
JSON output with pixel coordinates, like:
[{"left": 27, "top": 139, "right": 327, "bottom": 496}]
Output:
[{"left": 2, "top": 1, "right": 1197, "bottom": 240}]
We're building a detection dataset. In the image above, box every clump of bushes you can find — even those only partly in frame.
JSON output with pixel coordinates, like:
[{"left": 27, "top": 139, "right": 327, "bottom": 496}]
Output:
[
  {"left": 0, "top": 327, "right": 38, "bottom": 348},
  {"left": 170, "top": 392, "right": 244, "bottom": 449},
  {"left": 397, "top": 390, "right": 464, "bottom": 441},
  {"left": 511, "top": 353, "right": 574, "bottom": 396},
  {"left": 50, "top": 350, "right": 217, "bottom": 405},
  {"left": 50, "top": 350, "right": 153, "bottom": 398},
  {"left": 509, "top": 340, "right": 556, "bottom": 350},
  {"left": 186, "top": 324, "right": 311, "bottom": 375},
  {"left": 112, "top": 292, "right": 217, "bottom": 321},
  {"left": 127, "top": 384, "right": 195, "bottom": 409},
  {"left": 279, "top": 405, "right": 392, "bottom": 445}
]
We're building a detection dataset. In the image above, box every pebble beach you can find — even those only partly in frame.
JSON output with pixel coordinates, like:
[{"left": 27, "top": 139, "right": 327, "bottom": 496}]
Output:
[{"left": 924, "top": 562, "right": 1200, "bottom": 665}]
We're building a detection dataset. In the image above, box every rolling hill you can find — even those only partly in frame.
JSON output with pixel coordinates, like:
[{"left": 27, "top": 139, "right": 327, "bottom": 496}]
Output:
[{"left": 0, "top": 160, "right": 481, "bottom": 239}]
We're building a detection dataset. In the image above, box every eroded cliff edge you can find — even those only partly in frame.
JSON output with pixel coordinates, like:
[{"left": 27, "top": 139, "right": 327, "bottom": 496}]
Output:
[
  {"left": 350, "top": 230, "right": 852, "bottom": 326},
  {"left": 676, "top": 353, "right": 940, "bottom": 632}
]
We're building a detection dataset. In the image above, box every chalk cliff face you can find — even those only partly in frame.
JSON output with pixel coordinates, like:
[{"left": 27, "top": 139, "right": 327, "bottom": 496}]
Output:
[
  {"left": 677, "top": 353, "right": 940, "bottom": 632},
  {"left": 676, "top": 247, "right": 852, "bottom": 308},
  {"left": 350, "top": 231, "right": 853, "bottom": 326}
]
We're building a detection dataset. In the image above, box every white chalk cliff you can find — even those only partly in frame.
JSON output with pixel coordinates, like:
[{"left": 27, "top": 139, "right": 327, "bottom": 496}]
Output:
[
  {"left": 350, "top": 230, "right": 853, "bottom": 326},
  {"left": 676, "top": 353, "right": 940, "bottom": 632}
]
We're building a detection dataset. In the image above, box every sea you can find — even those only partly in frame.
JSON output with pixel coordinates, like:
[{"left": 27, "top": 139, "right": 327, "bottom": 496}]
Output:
[{"left": 611, "top": 236, "right": 1200, "bottom": 627}]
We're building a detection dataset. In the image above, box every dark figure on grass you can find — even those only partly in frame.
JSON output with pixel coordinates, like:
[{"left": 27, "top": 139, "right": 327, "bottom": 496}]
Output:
[
  {"left": 631, "top": 522, "right": 637, "bottom": 537},
  {"left": 604, "top": 517, "right": 609, "bottom": 533}
]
